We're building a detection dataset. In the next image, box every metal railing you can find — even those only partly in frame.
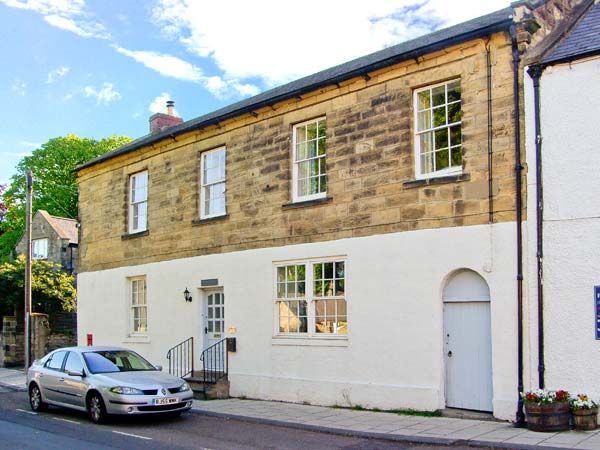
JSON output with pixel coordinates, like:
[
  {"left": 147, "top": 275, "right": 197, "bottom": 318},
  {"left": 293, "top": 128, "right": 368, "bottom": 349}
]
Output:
[
  {"left": 200, "top": 338, "right": 228, "bottom": 384},
  {"left": 166, "top": 337, "right": 194, "bottom": 378}
]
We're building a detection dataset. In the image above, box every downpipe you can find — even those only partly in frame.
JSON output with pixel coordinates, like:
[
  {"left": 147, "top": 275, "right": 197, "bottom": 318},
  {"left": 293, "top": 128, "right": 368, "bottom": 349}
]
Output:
[
  {"left": 527, "top": 64, "right": 545, "bottom": 389},
  {"left": 510, "top": 25, "right": 526, "bottom": 427}
]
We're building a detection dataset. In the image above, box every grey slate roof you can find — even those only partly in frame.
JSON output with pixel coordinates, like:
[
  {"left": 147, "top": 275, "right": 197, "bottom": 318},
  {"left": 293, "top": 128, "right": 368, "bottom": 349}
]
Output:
[
  {"left": 542, "top": 1, "right": 600, "bottom": 64},
  {"left": 76, "top": 7, "right": 513, "bottom": 172},
  {"left": 39, "top": 210, "right": 78, "bottom": 244}
]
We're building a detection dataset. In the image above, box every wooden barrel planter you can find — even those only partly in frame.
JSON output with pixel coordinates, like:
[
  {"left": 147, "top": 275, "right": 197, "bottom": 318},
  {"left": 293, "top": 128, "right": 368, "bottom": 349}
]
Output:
[
  {"left": 572, "top": 408, "right": 598, "bottom": 431},
  {"left": 525, "top": 402, "right": 570, "bottom": 432}
]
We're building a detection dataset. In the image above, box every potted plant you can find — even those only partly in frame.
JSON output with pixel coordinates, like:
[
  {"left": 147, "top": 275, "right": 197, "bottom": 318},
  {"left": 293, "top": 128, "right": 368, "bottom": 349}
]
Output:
[
  {"left": 522, "top": 389, "right": 570, "bottom": 432},
  {"left": 571, "top": 394, "right": 598, "bottom": 430}
]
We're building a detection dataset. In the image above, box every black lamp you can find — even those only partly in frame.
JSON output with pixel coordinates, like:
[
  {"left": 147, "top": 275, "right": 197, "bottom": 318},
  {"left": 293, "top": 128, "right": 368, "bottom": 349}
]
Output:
[{"left": 183, "top": 288, "right": 192, "bottom": 302}]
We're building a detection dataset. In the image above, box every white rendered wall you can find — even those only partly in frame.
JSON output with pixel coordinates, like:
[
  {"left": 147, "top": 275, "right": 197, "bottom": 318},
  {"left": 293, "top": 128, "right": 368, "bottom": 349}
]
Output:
[
  {"left": 78, "top": 222, "right": 518, "bottom": 420},
  {"left": 525, "top": 56, "right": 600, "bottom": 397}
]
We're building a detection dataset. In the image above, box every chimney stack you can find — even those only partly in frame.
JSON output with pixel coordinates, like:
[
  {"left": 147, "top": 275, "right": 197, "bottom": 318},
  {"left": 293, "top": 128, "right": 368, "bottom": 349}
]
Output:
[{"left": 149, "top": 100, "right": 183, "bottom": 134}]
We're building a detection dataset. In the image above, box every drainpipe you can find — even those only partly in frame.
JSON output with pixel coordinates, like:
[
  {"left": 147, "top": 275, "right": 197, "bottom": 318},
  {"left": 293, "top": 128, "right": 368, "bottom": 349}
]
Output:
[
  {"left": 486, "top": 40, "right": 494, "bottom": 224},
  {"left": 510, "top": 24, "right": 526, "bottom": 427},
  {"left": 527, "top": 64, "right": 545, "bottom": 389}
]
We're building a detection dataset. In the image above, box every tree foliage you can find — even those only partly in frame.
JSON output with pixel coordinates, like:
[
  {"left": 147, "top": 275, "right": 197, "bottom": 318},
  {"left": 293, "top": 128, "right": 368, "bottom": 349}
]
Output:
[
  {"left": 0, "top": 134, "right": 131, "bottom": 260},
  {"left": 0, "top": 256, "right": 76, "bottom": 315}
]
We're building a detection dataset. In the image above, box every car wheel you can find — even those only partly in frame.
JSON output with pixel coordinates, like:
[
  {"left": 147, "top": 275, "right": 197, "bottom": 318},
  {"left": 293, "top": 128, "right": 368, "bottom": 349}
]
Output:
[
  {"left": 29, "top": 383, "right": 48, "bottom": 412},
  {"left": 87, "top": 392, "right": 108, "bottom": 424}
]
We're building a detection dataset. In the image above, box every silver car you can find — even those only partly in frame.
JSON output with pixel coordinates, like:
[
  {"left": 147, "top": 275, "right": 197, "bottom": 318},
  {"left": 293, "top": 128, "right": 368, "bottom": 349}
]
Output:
[{"left": 27, "top": 346, "right": 193, "bottom": 423}]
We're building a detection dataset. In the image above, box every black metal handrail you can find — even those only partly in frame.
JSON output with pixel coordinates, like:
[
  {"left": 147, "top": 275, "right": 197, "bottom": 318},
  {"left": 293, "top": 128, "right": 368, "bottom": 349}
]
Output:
[
  {"left": 166, "top": 337, "right": 194, "bottom": 378},
  {"left": 200, "top": 338, "right": 228, "bottom": 384}
]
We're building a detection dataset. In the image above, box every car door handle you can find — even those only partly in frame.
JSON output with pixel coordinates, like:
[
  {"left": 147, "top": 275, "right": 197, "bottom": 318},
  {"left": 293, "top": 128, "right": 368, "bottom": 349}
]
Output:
[{"left": 59, "top": 378, "right": 65, "bottom": 382}]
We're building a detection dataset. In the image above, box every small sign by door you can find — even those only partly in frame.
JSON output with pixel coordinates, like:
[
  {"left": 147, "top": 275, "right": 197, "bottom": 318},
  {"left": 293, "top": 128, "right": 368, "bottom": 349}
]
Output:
[{"left": 595, "top": 286, "right": 600, "bottom": 340}]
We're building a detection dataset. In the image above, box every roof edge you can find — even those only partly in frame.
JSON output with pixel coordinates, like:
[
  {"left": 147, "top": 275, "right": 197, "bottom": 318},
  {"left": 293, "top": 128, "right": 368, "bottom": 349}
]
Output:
[{"left": 76, "top": 11, "right": 513, "bottom": 173}]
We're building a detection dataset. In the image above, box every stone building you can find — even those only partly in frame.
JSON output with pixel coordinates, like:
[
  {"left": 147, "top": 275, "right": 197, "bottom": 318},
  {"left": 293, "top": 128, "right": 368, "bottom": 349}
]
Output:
[
  {"left": 15, "top": 209, "right": 78, "bottom": 274},
  {"left": 75, "top": 0, "right": 584, "bottom": 421}
]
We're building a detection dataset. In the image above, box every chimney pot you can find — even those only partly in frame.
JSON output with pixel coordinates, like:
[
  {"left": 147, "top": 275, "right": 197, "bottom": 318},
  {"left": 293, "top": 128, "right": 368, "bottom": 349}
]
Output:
[{"left": 166, "top": 100, "right": 175, "bottom": 116}]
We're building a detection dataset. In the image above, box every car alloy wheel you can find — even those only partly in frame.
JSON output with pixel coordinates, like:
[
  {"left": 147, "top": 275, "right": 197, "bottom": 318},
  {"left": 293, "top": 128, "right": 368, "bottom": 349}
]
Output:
[
  {"left": 88, "top": 393, "right": 107, "bottom": 424},
  {"left": 29, "top": 384, "right": 47, "bottom": 412}
]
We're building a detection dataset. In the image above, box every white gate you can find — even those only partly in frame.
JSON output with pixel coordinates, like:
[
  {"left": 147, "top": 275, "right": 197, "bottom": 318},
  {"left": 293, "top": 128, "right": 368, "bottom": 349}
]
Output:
[{"left": 443, "top": 270, "right": 493, "bottom": 412}]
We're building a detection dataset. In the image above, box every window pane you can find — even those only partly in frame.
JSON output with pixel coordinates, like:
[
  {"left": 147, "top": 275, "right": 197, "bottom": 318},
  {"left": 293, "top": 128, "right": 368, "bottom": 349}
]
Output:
[
  {"left": 314, "top": 263, "right": 323, "bottom": 279},
  {"left": 310, "top": 158, "right": 319, "bottom": 177},
  {"left": 417, "top": 90, "right": 431, "bottom": 110},
  {"left": 335, "top": 262, "right": 345, "bottom": 279},
  {"left": 208, "top": 308, "right": 213, "bottom": 319},
  {"left": 435, "top": 150, "right": 450, "bottom": 171},
  {"left": 337, "top": 299, "right": 347, "bottom": 316},
  {"left": 298, "top": 161, "right": 310, "bottom": 179},
  {"left": 286, "top": 282, "right": 296, "bottom": 298},
  {"left": 215, "top": 308, "right": 221, "bottom": 319},
  {"left": 277, "top": 267, "right": 285, "bottom": 283},
  {"left": 317, "top": 137, "right": 327, "bottom": 156},
  {"left": 307, "top": 123, "right": 318, "bottom": 140},
  {"left": 286, "top": 266, "right": 296, "bottom": 281},
  {"left": 337, "top": 317, "right": 348, "bottom": 335},
  {"left": 432, "top": 85, "right": 446, "bottom": 106},
  {"left": 208, "top": 321, "right": 213, "bottom": 332},
  {"left": 417, "top": 110, "right": 431, "bottom": 131},
  {"left": 279, "top": 316, "right": 288, "bottom": 333},
  {"left": 296, "top": 142, "right": 308, "bottom": 160},
  {"left": 319, "top": 157, "right": 326, "bottom": 175},
  {"left": 299, "top": 317, "right": 308, "bottom": 333},
  {"left": 288, "top": 301, "right": 298, "bottom": 315},
  {"left": 314, "top": 280, "right": 323, "bottom": 296},
  {"left": 447, "top": 81, "right": 461, "bottom": 102},
  {"left": 317, "top": 120, "right": 326, "bottom": 138},
  {"left": 324, "top": 280, "right": 334, "bottom": 296},
  {"left": 297, "top": 282, "right": 305, "bottom": 297},
  {"left": 319, "top": 175, "right": 327, "bottom": 193},
  {"left": 296, "top": 125, "right": 306, "bottom": 143},
  {"left": 335, "top": 280, "right": 345, "bottom": 295},
  {"left": 315, "top": 300, "right": 326, "bottom": 316},
  {"left": 448, "top": 102, "right": 461, "bottom": 124},
  {"left": 421, "top": 152, "right": 434, "bottom": 174},
  {"left": 215, "top": 321, "right": 221, "bottom": 332},
  {"left": 298, "top": 179, "right": 309, "bottom": 197},
  {"left": 324, "top": 262, "right": 334, "bottom": 279},
  {"left": 450, "top": 125, "right": 462, "bottom": 147},
  {"left": 279, "top": 302, "right": 288, "bottom": 317},
  {"left": 420, "top": 133, "right": 433, "bottom": 154},
  {"left": 299, "top": 301, "right": 307, "bottom": 317},
  {"left": 433, "top": 106, "right": 446, "bottom": 127},
  {"left": 451, "top": 147, "right": 462, "bottom": 167},
  {"left": 277, "top": 282, "right": 285, "bottom": 299},
  {"left": 297, "top": 265, "right": 305, "bottom": 281},
  {"left": 307, "top": 140, "right": 317, "bottom": 159},
  {"left": 434, "top": 128, "right": 448, "bottom": 151}
]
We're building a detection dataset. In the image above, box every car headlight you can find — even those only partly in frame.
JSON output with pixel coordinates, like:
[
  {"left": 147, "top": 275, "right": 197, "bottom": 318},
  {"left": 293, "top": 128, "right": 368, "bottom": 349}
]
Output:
[
  {"left": 179, "top": 382, "right": 190, "bottom": 392},
  {"left": 110, "top": 386, "right": 145, "bottom": 395}
]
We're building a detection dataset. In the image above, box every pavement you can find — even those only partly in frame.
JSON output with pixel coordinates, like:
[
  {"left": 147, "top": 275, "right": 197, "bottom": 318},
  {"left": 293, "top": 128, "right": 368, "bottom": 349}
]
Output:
[{"left": 3, "top": 367, "right": 600, "bottom": 449}]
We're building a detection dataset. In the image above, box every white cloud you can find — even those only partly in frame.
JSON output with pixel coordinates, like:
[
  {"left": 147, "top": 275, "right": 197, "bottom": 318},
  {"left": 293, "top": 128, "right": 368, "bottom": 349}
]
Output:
[
  {"left": 114, "top": 45, "right": 259, "bottom": 99},
  {"left": 151, "top": 0, "right": 509, "bottom": 86},
  {"left": 19, "top": 141, "right": 41, "bottom": 149},
  {"left": 84, "top": 82, "right": 121, "bottom": 104},
  {"left": 11, "top": 79, "right": 26, "bottom": 96},
  {"left": 0, "top": 0, "right": 109, "bottom": 39},
  {"left": 0, "top": 151, "right": 33, "bottom": 157},
  {"left": 149, "top": 92, "right": 173, "bottom": 114},
  {"left": 46, "top": 65, "right": 70, "bottom": 83}
]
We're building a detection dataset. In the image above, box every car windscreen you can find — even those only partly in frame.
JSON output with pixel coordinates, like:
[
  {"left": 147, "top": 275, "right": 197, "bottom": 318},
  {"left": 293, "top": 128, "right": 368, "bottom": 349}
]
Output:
[{"left": 82, "top": 350, "right": 156, "bottom": 374}]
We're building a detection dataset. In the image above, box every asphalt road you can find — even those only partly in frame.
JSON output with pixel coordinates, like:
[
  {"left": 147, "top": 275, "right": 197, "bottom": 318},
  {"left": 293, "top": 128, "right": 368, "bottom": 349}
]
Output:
[{"left": 0, "top": 385, "right": 492, "bottom": 450}]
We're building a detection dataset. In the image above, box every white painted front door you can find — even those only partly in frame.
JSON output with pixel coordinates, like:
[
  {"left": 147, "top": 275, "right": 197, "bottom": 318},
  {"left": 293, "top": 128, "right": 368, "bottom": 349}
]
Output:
[
  {"left": 204, "top": 291, "right": 224, "bottom": 348},
  {"left": 444, "top": 301, "right": 493, "bottom": 411}
]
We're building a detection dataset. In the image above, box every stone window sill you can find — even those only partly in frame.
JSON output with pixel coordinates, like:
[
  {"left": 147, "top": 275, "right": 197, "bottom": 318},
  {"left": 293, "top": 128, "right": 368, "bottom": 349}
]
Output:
[
  {"left": 282, "top": 196, "right": 333, "bottom": 210},
  {"left": 192, "top": 214, "right": 229, "bottom": 226},
  {"left": 271, "top": 336, "right": 348, "bottom": 347},
  {"left": 123, "top": 335, "right": 150, "bottom": 344},
  {"left": 121, "top": 230, "right": 149, "bottom": 240},
  {"left": 403, "top": 173, "right": 470, "bottom": 189}
]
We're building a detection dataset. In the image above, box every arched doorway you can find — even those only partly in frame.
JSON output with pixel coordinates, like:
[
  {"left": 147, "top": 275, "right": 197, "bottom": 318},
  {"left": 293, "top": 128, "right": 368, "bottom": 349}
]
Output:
[{"left": 443, "top": 269, "right": 493, "bottom": 411}]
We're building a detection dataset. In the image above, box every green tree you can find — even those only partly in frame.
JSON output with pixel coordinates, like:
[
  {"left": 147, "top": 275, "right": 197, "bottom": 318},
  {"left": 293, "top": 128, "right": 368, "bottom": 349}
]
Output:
[
  {"left": 0, "top": 256, "right": 76, "bottom": 316},
  {"left": 0, "top": 134, "right": 131, "bottom": 260}
]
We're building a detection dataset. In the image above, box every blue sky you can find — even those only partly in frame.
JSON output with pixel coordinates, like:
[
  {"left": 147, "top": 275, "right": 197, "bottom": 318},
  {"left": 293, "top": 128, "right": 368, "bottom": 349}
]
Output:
[{"left": 0, "top": 0, "right": 508, "bottom": 184}]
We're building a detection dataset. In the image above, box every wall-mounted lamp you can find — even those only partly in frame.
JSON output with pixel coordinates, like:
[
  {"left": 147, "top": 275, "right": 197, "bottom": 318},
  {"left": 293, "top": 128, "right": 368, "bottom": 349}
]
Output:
[{"left": 183, "top": 287, "right": 193, "bottom": 303}]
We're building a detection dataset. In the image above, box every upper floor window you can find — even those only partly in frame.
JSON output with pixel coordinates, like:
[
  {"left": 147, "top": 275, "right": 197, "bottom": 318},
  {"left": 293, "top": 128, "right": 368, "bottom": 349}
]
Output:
[
  {"left": 129, "top": 276, "right": 147, "bottom": 335},
  {"left": 32, "top": 238, "right": 48, "bottom": 259},
  {"left": 414, "top": 80, "right": 462, "bottom": 179},
  {"left": 292, "top": 118, "right": 327, "bottom": 202},
  {"left": 200, "top": 147, "right": 226, "bottom": 219},
  {"left": 128, "top": 171, "right": 148, "bottom": 233}
]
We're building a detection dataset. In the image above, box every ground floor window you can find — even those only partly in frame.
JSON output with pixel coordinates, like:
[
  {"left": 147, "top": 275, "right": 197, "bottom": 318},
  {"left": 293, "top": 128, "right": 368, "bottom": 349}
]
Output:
[{"left": 275, "top": 259, "right": 347, "bottom": 336}]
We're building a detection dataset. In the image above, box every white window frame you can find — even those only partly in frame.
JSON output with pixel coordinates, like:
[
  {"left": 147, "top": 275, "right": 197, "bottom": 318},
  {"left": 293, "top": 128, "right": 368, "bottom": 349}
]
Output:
[
  {"left": 199, "top": 147, "right": 227, "bottom": 219},
  {"left": 274, "top": 257, "right": 347, "bottom": 338},
  {"left": 292, "top": 117, "right": 327, "bottom": 203},
  {"left": 32, "top": 238, "right": 48, "bottom": 259},
  {"left": 129, "top": 276, "right": 147, "bottom": 336},
  {"left": 128, "top": 170, "right": 148, "bottom": 233},
  {"left": 414, "top": 79, "right": 462, "bottom": 180}
]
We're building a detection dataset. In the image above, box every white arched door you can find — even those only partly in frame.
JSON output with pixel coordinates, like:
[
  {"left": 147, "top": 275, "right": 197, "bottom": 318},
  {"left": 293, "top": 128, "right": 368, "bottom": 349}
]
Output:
[{"left": 443, "top": 270, "right": 493, "bottom": 411}]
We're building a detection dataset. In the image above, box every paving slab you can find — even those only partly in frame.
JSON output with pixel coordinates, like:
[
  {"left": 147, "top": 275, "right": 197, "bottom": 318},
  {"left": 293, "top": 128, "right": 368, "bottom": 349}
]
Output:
[{"left": 191, "top": 397, "right": 600, "bottom": 449}]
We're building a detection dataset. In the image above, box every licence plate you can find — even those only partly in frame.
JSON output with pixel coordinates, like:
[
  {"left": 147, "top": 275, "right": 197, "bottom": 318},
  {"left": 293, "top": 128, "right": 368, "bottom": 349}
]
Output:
[{"left": 153, "top": 397, "right": 178, "bottom": 405}]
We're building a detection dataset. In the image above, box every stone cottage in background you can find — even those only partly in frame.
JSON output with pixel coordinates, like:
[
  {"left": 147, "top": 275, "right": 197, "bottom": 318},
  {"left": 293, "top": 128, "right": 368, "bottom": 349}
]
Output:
[{"left": 15, "top": 209, "right": 78, "bottom": 274}]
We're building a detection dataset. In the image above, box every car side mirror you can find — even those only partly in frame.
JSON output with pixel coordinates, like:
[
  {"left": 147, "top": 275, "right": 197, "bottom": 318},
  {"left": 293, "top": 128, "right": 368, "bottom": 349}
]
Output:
[
  {"left": 154, "top": 365, "right": 163, "bottom": 371},
  {"left": 68, "top": 370, "right": 84, "bottom": 377}
]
